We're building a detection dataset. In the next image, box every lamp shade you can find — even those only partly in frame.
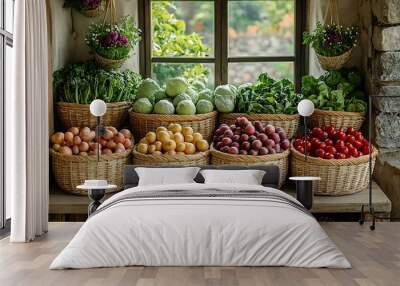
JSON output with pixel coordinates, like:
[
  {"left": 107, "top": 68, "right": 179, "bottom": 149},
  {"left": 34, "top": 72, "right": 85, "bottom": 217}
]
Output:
[
  {"left": 90, "top": 99, "right": 107, "bottom": 117},
  {"left": 297, "top": 99, "right": 315, "bottom": 117}
]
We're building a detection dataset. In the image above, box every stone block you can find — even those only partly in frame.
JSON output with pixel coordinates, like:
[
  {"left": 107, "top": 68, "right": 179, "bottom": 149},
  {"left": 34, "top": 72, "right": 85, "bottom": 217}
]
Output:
[
  {"left": 375, "top": 113, "right": 400, "bottom": 148},
  {"left": 373, "top": 85, "right": 400, "bottom": 112},
  {"left": 374, "top": 52, "right": 400, "bottom": 81},
  {"left": 373, "top": 26, "right": 400, "bottom": 51},
  {"left": 372, "top": 0, "right": 400, "bottom": 24}
]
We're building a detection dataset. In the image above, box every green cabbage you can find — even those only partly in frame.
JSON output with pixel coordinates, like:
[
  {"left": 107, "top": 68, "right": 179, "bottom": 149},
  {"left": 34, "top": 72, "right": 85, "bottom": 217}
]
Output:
[
  {"left": 136, "top": 78, "right": 160, "bottom": 104},
  {"left": 132, "top": 98, "right": 153, "bottom": 114},
  {"left": 186, "top": 87, "right": 199, "bottom": 104},
  {"left": 196, "top": 99, "right": 214, "bottom": 114},
  {"left": 198, "top": 89, "right": 214, "bottom": 103},
  {"left": 165, "top": 77, "right": 188, "bottom": 97},
  {"left": 153, "top": 99, "right": 175, "bottom": 114},
  {"left": 154, "top": 89, "right": 167, "bottom": 102},
  {"left": 176, "top": 99, "right": 196, "bottom": 115},
  {"left": 173, "top": 93, "right": 192, "bottom": 107},
  {"left": 214, "top": 84, "right": 237, "bottom": 113},
  {"left": 191, "top": 80, "right": 206, "bottom": 91}
]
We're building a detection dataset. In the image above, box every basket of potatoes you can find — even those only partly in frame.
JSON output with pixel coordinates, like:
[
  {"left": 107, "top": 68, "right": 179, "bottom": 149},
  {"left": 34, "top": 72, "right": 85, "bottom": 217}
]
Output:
[{"left": 132, "top": 123, "right": 210, "bottom": 166}]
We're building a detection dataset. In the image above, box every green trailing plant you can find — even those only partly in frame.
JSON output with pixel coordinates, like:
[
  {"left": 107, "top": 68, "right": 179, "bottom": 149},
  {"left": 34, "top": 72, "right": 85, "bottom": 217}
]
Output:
[
  {"left": 302, "top": 68, "right": 367, "bottom": 114},
  {"left": 53, "top": 61, "right": 142, "bottom": 104},
  {"left": 85, "top": 16, "right": 141, "bottom": 60},
  {"left": 303, "top": 22, "right": 359, "bottom": 57}
]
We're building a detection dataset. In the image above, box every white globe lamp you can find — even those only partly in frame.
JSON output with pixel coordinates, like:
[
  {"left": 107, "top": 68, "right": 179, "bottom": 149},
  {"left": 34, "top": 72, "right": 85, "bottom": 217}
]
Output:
[
  {"left": 90, "top": 100, "right": 107, "bottom": 162},
  {"left": 297, "top": 99, "right": 315, "bottom": 161}
]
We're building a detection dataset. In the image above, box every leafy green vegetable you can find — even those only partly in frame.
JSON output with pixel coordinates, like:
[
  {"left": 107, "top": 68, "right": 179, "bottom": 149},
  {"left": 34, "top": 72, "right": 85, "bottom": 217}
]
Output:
[
  {"left": 154, "top": 99, "right": 175, "bottom": 114},
  {"left": 176, "top": 99, "right": 196, "bottom": 115},
  {"left": 196, "top": 99, "right": 214, "bottom": 114},
  {"left": 136, "top": 78, "right": 160, "bottom": 104},
  {"left": 53, "top": 61, "right": 142, "bottom": 104},
  {"left": 214, "top": 84, "right": 238, "bottom": 113},
  {"left": 173, "top": 93, "right": 192, "bottom": 107},
  {"left": 132, "top": 98, "right": 153, "bottom": 114},
  {"left": 165, "top": 77, "right": 188, "bottom": 97}
]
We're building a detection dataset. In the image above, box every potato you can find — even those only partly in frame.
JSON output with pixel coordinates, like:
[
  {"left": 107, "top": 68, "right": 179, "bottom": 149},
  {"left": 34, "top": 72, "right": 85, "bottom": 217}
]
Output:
[
  {"left": 145, "top": 132, "right": 156, "bottom": 144},
  {"left": 192, "top": 132, "right": 203, "bottom": 144},
  {"left": 137, "top": 143, "right": 149, "bottom": 154},
  {"left": 184, "top": 143, "right": 196, "bottom": 155},
  {"left": 162, "top": 140, "right": 176, "bottom": 152},
  {"left": 182, "top": 126, "right": 193, "bottom": 136},
  {"left": 196, "top": 139, "right": 209, "bottom": 152},
  {"left": 173, "top": 133, "right": 184, "bottom": 144}
]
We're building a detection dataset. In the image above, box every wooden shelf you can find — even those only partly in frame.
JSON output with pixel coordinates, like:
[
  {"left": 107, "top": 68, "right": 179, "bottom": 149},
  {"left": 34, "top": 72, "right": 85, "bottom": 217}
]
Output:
[{"left": 49, "top": 181, "right": 391, "bottom": 220}]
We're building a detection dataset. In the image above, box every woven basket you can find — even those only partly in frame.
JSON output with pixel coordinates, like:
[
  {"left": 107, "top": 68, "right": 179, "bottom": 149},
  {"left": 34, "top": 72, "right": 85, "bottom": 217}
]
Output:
[
  {"left": 317, "top": 48, "right": 353, "bottom": 71},
  {"left": 50, "top": 149, "right": 131, "bottom": 195},
  {"left": 82, "top": 7, "right": 103, "bottom": 17},
  {"left": 94, "top": 52, "right": 127, "bottom": 69},
  {"left": 218, "top": 113, "right": 300, "bottom": 139},
  {"left": 132, "top": 149, "right": 209, "bottom": 166},
  {"left": 210, "top": 146, "right": 290, "bottom": 188},
  {"left": 310, "top": 109, "right": 365, "bottom": 131},
  {"left": 129, "top": 111, "right": 218, "bottom": 142},
  {"left": 290, "top": 145, "right": 378, "bottom": 196},
  {"left": 56, "top": 101, "right": 130, "bottom": 129}
]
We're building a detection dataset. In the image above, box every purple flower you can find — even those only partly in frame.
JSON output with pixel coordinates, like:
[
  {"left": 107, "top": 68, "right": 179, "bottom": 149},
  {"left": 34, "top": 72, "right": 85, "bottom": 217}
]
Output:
[
  {"left": 81, "top": 0, "right": 101, "bottom": 10},
  {"left": 117, "top": 35, "right": 129, "bottom": 46},
  {"left": 101, "top": 31, "right": 129, "bottom": 47},
  {"left": 328, "top": 32, "right": 342, "bottom": 44}
]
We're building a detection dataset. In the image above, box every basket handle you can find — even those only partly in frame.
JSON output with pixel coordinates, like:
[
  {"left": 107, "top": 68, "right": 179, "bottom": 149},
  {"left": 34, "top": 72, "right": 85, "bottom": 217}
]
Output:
[
  {"left": 324, "top": 0, "right": 340, "bottom": 25},
  {"left": 103, "top": 0, "right": 117, "bottom": 25}
]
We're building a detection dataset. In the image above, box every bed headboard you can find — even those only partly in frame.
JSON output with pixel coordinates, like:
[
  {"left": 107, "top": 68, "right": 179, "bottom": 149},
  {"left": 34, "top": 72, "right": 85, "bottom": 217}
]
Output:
[{"left": 123, "top": 165, "right": 280, "bottom": 189}]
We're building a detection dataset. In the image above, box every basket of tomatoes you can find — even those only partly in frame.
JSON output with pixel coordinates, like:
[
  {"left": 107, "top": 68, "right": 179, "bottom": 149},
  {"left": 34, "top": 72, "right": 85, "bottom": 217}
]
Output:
[{"left": 291, "top": 126, "right": 378, "bottom": 196}]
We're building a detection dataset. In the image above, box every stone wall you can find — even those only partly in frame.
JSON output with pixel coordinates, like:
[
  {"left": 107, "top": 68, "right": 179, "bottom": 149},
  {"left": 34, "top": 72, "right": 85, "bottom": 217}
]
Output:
[{"left": 370, "top": 0, "right": 400, "bottom": 217}]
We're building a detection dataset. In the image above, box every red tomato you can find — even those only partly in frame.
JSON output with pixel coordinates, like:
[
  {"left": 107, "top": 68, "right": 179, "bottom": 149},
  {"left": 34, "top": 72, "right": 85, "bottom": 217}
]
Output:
[
  {"left": 346, "top": 127, "right": 355, "bottom": 135},
  {"left": 337, "top": 146, "right": 349, "bottom": 155},
  {"left": 346, "top": 135, "right": 355, "bottom": 144},
  {"left": 324, "top": 153, "right": 334, "bottom": 160},
  {"left": 312, "top": 127, "right": 323, "bottom": 138},
  {"left": 335, "top": 140, "right": 345, "bottom": 149},
  {"left": 345, "top": 142, "right": 354, "bottom": 149},
  {"left": 335, "top": 131, "right": 346, "bottom": 141},
  {"left": 334, "top": 153, "right": 346, "bottom": 159},
  {"left": 353, "top": 140, "right": 363, "bottom": 150},
  {"left": 355, "top": 133, "right": 364, "bottom": 141},
  {"left": 324, "top": 139, "right": 333, "bottom": 146},
  {"left": 362, "top": 139, "right": 369, "bottom": 146},
  {"left": 318, "top": 142, "right": 327, "bottom": 149},
  {"left": 315, "top": 148, "right": 325, "bottom": 158},
  {"left": 325, "top": 126, "right": 336, "bottom": 135},
  {"left": 349, "top": 148, "right": 359, "bottom": 157},
  {"left": 311, "top": 138, "right": 321, "bottom": 148},
  {"left": 294, "top": 139, "right": 304, "bottom": 148},
  {"left": 325, "top": 146, "right": 337, "bottom": 154},
  {"left": 362, "top": 145, "right": 370, "bottom": 155}
]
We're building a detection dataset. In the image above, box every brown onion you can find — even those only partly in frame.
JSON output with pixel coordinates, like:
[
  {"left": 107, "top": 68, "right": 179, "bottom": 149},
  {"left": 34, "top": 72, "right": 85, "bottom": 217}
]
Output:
[
  {"left": 120, "top": 129, "right": 132, "bottom": 139},
  {"left": 123, "top": 138, "right": 132, "bottom": 149},
  {"left": 106, "top": 140, "right": 116, "bottom": 150},
  {"left": 106, "top": 126, "right": 118, "bottom": 136},
  {"left": 67, "top": 127, "right": 79, "bottom": 136},
  {"left": 51, "top": 132, "right": 64, "bottom": 145},
  {"left": 114, "top": 133, "right": 125, "bottom": 144},
  {"left": 59, "top": 146, "right": 72, "bottom": 156},
  {"left": 73, "top": 136, "right": 82, "bottom": 146},
  {"left": 79, "top": 142, "right": 89, "bottom": 152},
  {"left": 103, "top": 129, "right": 114, "bottom": 140},
  {"left": 72, "top": 145, "right": 80, "bottom": 155},
  {"left": 52, "top": 144, "right": 61, "bottom": 151},
  {"left": 79, "top": 127, "right": 91, "bottom": 137}
]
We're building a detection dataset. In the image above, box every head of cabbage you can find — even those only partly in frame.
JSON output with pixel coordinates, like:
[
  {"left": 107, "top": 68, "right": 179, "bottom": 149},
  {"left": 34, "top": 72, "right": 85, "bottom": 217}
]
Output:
[
  {"left": 196, "top": 99, "right": 214, "bottom": 114},
  {"left": 154, "top": 89, "right": 167, "bottom": 102},
  {"left": 165, "top": 77, "right": 188, "bottom": 97},
  {"left": 173, "top": 93, "right": 192, "bottom": 107},
  {"left": 132, "top": 98, "right": 153, "bottom": 114},
  {"left": 214, "top": 84, "right": 237, "bottom": 113},
  {"left": 186, "top": 87, "right": 199, "bottom": 104},
  {"left": 198, "top": 89, "right": 214, "bottom": 103},
  {"left": 153, "top": 99, "right": 175, "bottom": 115},
  {"left": 191, "top": 80, "right": 206, "bottom": 92},
  {"left": 176, "top": 99, "right": 196, "bottom": 115},
  {"left": 136, "top": 78, "right": 160, "bottom": 104}
]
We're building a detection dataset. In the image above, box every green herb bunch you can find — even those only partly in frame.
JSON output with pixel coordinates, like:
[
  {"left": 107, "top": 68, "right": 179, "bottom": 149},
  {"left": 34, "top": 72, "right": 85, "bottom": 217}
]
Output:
[
  {"left": 302, "top": 68, "right": 367, "bottom": 114},
  {"left": 53, "top": 61, "right": 142, "bottom": 104},
  {"left": 85, "top": 16, "right": 141, "bottom": 60},
  {"left": 236, "top": 73, "right": 303, "bottom": 115},
  {"left": 303, "top": 22, "right": 359, "bottom": 57}
]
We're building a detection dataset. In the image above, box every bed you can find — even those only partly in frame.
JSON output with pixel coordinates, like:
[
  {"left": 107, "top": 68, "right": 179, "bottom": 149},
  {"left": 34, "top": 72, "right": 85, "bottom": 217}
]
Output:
[{"left": 50, "top": 165, "right": 350, "bottom": 269}]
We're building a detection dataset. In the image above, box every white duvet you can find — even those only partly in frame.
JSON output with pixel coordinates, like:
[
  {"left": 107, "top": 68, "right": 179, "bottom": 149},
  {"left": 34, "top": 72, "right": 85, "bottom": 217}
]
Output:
[{"left": 50, "top": 183, "right": 351, "bottom": 269}]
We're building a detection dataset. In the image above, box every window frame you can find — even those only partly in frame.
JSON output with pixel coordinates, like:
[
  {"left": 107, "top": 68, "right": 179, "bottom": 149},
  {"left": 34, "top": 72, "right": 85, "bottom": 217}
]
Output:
[
  {"left": 0, "top": 0, "right": 13, "bottom": 230},
  {"left": 139, "top": 0, "right": 308, "bottom": 90}
]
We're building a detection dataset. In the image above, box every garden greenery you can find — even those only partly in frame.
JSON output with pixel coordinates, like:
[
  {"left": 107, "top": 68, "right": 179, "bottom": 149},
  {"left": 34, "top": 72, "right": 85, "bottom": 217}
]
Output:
[
  {"left": 303, "top": 22, "right": 359, "bottom": 57},
  {"left": 53, "top": 61, "right": 142, "bottom": 104},
  {"left": 85, "top": 16, "right": 141, "bottom": 60}
]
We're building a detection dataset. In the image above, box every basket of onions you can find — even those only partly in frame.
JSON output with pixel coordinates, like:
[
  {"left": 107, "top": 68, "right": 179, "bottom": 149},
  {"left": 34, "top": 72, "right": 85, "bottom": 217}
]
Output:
[
  {"left": 210, "top": 117, "right": 290, "bottom": 188},
  {"left": 132, "top": 123, "right": 210, "bottom": 166},
  {"left": 50, "top": 126, "right": 133, "bottom": 195}
]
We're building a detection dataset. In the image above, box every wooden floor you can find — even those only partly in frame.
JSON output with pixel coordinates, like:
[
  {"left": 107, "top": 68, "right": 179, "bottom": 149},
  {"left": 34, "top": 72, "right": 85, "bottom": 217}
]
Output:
[{"left": 0, "top": 222, "right": 399, "bottom": 286}]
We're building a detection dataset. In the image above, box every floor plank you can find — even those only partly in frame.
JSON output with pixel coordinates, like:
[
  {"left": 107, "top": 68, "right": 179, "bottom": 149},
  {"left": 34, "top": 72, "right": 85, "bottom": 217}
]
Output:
[{"left": 0, "top": 222, "right": 399, "bottom": 286}]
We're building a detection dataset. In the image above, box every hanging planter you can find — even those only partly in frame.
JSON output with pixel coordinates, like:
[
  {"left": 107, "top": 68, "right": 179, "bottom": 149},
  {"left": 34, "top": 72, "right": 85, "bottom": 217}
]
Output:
[
  {"left": 64, "top": 0, "right": 105, "bottom": 18},
  {"left": 303, "top": 0, "right": 359, "bottom": 71},
  {"left": 85, "top": 0, "right": 141, "bottom": 69}
]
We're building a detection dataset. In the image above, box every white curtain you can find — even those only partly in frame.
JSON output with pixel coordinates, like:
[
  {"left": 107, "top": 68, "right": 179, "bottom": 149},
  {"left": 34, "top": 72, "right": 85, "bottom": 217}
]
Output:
[
  {"left": 9, "top": 0, "right": 49, "bottom": 242},
  {"left": 308, "top": 0, "right": 325, "bottom": 76}
]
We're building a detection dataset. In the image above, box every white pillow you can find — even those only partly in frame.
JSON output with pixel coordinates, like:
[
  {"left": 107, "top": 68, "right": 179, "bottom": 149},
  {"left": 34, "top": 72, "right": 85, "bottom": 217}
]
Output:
[
  {"left": 135, "top": 167, "right": 200, "bottom": 186},
  {"left": 200, "top": 169, "right": 266, "bottom": 185}
]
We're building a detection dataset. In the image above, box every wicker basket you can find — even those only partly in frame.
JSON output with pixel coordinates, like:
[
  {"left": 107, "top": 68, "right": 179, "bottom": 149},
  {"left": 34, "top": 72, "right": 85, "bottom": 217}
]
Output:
[
  {"left": 290, "top": 145, "right": 378, "bottom": 196},
  {"left": 310, "top": 109, "right": 365, "bottom": 131},
  {"left": 56, "top": 101, "right": 130, "bottom": 129},
  {"left": 218, "top": 113, "right": 300, "bottom": 139},
  {"left": 317, "top": 48, "right": 353, "bottom": 71},
  {"left": 210, "top": 146, "right": 290, "bottom": 188},
  {"left": 94, "top": 52, "right": 127, "bottom": 69},
  {"left": 129, "top": 111, "right": 218, "bottom": 142},
  {"left": 82, "top": 7, "right": 103, "bottom": 17},
  {"left": 132, "top": 149, "right": 209, "bottom": 166},
  {"left": 50, "top": 149, "right": 131, "bottom": 195}
]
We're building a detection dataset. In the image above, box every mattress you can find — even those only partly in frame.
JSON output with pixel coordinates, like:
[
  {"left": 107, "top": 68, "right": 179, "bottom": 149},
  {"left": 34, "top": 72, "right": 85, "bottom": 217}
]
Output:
[{"left": 50, "top": 183, "right": 351, "bottom": 269}]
